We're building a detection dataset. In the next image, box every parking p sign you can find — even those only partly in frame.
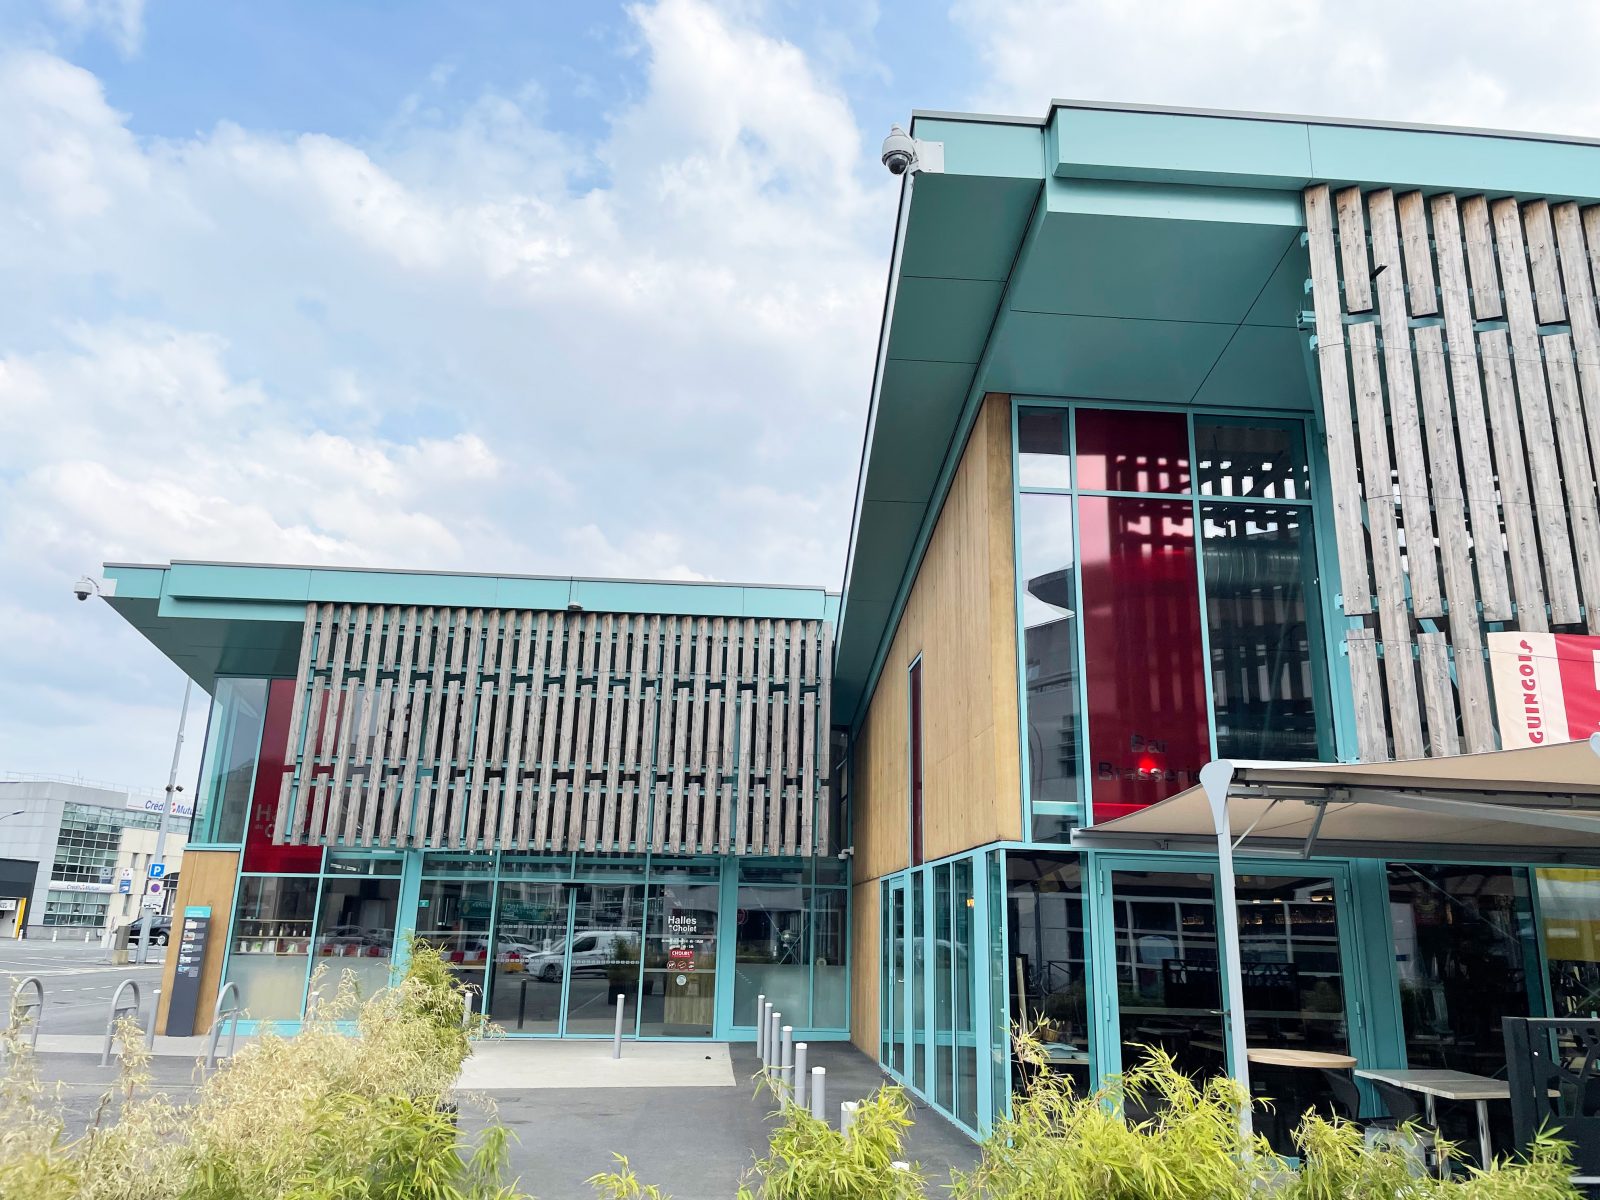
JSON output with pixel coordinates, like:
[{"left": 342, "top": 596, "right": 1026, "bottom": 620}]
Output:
[{"left": 148, "top": 863, "right": 166, "bottom": 879}]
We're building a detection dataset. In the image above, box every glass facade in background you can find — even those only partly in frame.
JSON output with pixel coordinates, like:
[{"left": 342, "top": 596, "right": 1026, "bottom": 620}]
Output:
[
  {"left": 640, "top": 879, "right": 714, "bottom": 1036},
  {"left": 489, "top": 880, "right": 567, "bottom": 1034},
  {"left": 1538, "top": 868, "right": 1600, "bottom": 1020},
  {"left": 1006, "top": 854, "right": 1090, "bottom": 1096},
  {"left": 731, "top": 861, "right": 850, "bottom": 1031},
  {"left": 418, "top": 878, "right": 493, "bottom": 994},
  {"left": 314, "top": 872, "right": 400, "bottom": 1001},
  {"left": 1014, "top": 404, "right": 1329, "bottom": 823},
  {"left": 194, "top": 677, "right": 269, "bottom": 845}
]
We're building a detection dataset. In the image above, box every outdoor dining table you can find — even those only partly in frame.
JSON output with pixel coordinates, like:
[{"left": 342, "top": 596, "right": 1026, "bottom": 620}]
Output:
[{"left": 1354, "top": 1067, "right": 1508, "bottom": 1172}]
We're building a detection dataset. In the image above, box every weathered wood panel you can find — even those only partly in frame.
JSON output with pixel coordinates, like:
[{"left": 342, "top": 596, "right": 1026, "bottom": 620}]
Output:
[{"left": 275, "top": 604, "right": 832, "bottom": 855}]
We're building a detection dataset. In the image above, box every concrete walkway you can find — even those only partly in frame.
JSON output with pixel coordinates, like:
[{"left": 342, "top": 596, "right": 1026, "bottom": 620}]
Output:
[{"left": 460, "top": 1039, "right": 734, "bottom": 1089}]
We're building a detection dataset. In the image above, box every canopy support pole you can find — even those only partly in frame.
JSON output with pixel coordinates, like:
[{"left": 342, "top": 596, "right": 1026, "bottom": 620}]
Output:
[{"left": 1201, "top": 759, "right": 1251, "bottom": 1143}]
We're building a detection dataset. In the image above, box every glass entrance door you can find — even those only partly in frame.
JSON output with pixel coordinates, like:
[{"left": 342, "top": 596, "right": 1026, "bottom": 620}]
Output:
[
  {"left": 486, "top": 881, "right": 646, "bottom": 1036},
  {"left": 883, "top": 878, "right": 908, "bottom": 1075}
]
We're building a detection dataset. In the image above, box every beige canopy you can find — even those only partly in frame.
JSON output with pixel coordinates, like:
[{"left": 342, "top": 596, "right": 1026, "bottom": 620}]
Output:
[{"left": 1073, "top": 734, "right": 1600, "bottom": 864}]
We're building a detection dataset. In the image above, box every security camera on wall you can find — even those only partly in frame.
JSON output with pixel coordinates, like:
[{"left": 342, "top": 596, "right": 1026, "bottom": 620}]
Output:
[{"left": 880, "top": 126, "right": 944, "bottom": 177}]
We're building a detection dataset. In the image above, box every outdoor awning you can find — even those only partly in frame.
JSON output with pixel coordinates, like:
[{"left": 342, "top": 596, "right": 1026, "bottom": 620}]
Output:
[{"left": 1072, "top": 735, "right": 1600, "bottom": 865}]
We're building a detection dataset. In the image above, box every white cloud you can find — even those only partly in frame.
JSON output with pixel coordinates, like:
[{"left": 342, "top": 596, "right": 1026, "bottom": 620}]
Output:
[
  {"left": 46, "top": 0, "right": 145, "bottom": 58},
  {"left": 955, "top": 0, "right": 1600, "bottom": 136},
  {"left": 0, "top": 0, "right": 887, "bottom": 785}
]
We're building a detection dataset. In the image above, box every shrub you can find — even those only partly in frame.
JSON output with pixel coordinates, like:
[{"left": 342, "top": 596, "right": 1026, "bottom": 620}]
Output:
[{"left": 737, "top": 1085, "right": 924, "bottom": 1200}]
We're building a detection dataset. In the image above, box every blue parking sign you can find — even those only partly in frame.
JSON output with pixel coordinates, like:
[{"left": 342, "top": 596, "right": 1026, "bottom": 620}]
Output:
[{"left": 148, "top": 863, "right": 166, "bottom": 879}]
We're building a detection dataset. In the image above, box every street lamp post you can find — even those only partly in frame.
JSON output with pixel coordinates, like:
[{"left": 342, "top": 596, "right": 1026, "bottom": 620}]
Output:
[{"left": 138, "top": 680, "right": 191, "bottom": 967}]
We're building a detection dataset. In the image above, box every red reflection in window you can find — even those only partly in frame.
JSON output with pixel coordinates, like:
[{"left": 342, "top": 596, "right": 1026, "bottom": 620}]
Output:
[
  {"left": 243, "top": 678, "right": 323, "bottom": 874},
  {"left": 1079, "top": 497, "right": 1209, "bottom": 821},
  {"left": 1076, "top": 409, "right": 1192, "bottom": 493}
]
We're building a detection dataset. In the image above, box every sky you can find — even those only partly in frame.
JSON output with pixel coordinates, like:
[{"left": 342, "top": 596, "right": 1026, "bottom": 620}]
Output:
[{"left": 3, "top": 0, "right": 1600, "bottom": 795}]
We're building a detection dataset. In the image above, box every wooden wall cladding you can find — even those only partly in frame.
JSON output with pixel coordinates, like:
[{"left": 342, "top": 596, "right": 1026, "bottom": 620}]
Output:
[
  {"left": 274, "top": 607, "right": 831, "bottom": 855},
  {"left": 1305, "top": 184, "right": 1598, "bottom": 760}
]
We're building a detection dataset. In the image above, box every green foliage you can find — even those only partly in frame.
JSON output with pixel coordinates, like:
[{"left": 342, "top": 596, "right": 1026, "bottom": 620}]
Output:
[
  {"left": 737, "top": 1087, "right": 924, "bottom": 1200},
  {"left": 587, "top": 1154, "right": 673, "bottom": 1199}
]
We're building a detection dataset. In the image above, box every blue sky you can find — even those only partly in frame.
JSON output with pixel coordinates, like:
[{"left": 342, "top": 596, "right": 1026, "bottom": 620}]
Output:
[{"left": 3, "top": 0, "right": 1599, "bottom": 791}]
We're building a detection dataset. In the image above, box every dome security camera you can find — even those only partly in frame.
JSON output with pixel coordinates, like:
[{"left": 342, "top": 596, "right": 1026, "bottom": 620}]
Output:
[
  {"left": 881, "top": 125, "right": 916, "bottom": 176},
  {"left": 73, "top": 576, "right": 98, "bottom": 602}
]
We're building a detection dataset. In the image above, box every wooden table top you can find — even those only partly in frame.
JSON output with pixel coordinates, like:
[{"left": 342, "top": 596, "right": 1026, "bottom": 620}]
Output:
[
  {"left": 1248, "top": 1047, "right": 1357, "bottom": 1069},
  {"left": 1354, "top": 1068, "right": 1510, "bottom": 1101}
]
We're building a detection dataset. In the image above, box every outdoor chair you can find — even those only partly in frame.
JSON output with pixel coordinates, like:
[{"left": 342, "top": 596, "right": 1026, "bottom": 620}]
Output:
[{"left": 1503, "top": 1016, "right": 1600, "bottom": 1192}]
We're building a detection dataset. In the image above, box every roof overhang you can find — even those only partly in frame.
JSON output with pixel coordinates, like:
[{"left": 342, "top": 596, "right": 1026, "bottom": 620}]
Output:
[
  {"left": 833, "top": 100, "right": 1600, "bottom": 731},
  {"left": 1073, "top": 736, "right": 1600, "bottom": 865}
]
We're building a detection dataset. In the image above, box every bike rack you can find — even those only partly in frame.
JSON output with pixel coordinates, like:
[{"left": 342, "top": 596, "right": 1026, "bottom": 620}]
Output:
[
  {"left": 101, "top": 980, "right": 142, "bottom": 1066},
  {"left": 7, "top": 977, "right": 44, "bottom": 1053},
  {"left": 204, "top": 981, "right": 242, "bottom": 1069}
]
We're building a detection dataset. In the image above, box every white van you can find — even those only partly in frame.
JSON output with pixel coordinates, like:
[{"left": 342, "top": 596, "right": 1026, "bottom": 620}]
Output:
[{"left": 526, "top": 929, "right": 631, "bottom": 981}]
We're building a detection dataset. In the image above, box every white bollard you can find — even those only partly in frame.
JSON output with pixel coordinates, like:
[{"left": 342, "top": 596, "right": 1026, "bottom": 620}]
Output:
[
  {"left": 780, "top": 1026, "right": 794, "bottom": 1091},
  {"left": 755, "top": 994, "right": 766, "bottom": 1060},
  {"left": 144, "top": 987, "right": 161, "bottom": 1048},
  {"left": 809, "top": 1066, "right": 826, "bottom": 1120},
  {"left": 52, "top": 928, "right": 58, "bottom": 943},
  {"left": 841, "top": 1100, "right": 860, "bottom": 1136},
  {"left": 760, "top": 1001, "right": 773, "bottom": 1064},
  {"left": 768, "top": 1012, "right": 781, "bottom": 1074},
  {"left": 612, "top": 992, "right": 626, "bottom": 1060},
  {"left": 85, "top": 930, "right": 93, "bottom": 943},
  {"left": 793, "top": 1042, "right": 808, "bottom": 1108}
]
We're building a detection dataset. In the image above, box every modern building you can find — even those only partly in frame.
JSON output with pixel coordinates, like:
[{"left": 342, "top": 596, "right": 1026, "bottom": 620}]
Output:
[
  {"left": 831, "top": 101, "right": 1600, "bottom": 1156},
  {"left": 100, "top": 102, "right": 1600, "bottom": 1158},
  {"left": 0, "top": 859, "right": 39, "bottom": 938},
  {"left": 100, "top": 565, "right": 844, "bottom": 1042},
  {"left": 110, "top": 828, "right": 185, "bottom": 931},
  {"left": 0, "top": 777, "right": 191, "bottom": 933}
]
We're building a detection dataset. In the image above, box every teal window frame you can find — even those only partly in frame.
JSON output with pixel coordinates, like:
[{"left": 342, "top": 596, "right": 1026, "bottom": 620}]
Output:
[{"left": 1009, "top": 397, "right": 1341, "bottom": 842}]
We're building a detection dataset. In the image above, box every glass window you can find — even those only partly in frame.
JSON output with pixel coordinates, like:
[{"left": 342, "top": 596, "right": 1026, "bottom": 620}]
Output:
[
  {"left": 417, "top": 878, "right": 493, "bottom": 992},
  {"left": 734, "top": 884, "right": 809, "bottom": 1028},
  {"left": 932, "top": 864, "right": 954, "bottom": 1110},
  {"left": 314, "top": 874, "right": 400, "bottom": 1002},
  {"left": 909, "top": 875, "right": 925, "bottom": 1090},
  {"left": 1007, "top": 854, "right": 1090, "bottom": 1096},
  {"left": 812, "top": 889, "right": 848, "bottom": 1029},
  {"left": 228, "top": 875, "right": 317, "bottom": 1021},
  {"left": 569, "top": 883, "right": 647, "bottom": 1034},
  {"left": 1017, "top": 407, "right": 1070, "bottom": 488},
  {"left": 1195, "top": 420, "right": 1306, "bottom": 500},
  {"left": 1018, "top": 493, "right": 1080, "bottom": 810},
  {"left": 195, "top": 678, "right": 270, "bottom": 845},
  {"left": 953, "top": 858, "right": 978, "bottom": 1131},
  {"left": 488, "top": 881, "right": 566, "bottom": 1033},
  {"left": 639, "top": 881, "right": 716, "bottom": 1037},
  {"left": 1538, "top": 868, "right": 1600, "bottom": 1020},
  {"left": 1202, "top": 504, "right": 1327, "bottom": 761},
  {"left": 1075, "top": 408, "right": 1191, "bottom": 494},
  {"left": 1079, "top": 496, "right": 1209, "bottom": 821}
]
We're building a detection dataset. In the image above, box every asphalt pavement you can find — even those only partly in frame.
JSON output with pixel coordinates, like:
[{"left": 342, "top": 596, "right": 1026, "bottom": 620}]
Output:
[{"left": 0, "top": 938, "right": 168, "bottom": 1035}]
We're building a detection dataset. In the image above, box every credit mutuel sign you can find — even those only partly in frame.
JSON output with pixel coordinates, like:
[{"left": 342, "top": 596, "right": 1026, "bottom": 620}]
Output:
[{"left": 1489, "top": 632, "right": 1600, "bottom": 749}]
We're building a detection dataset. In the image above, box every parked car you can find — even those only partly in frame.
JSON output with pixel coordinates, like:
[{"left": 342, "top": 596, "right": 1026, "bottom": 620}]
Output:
[
  {"left": 526, "top": 930, "right": 632, "bottom": 981},
  {"left": 122, "top": 915, "right": 171, "bottom": 946}
]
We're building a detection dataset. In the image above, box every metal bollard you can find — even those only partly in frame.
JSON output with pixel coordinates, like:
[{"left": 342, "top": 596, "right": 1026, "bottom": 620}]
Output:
[
  {"left": 768, "top": 1012, "right": 781, "bottom": 1074},
  {"left": 780, "top": 1026, "right": 794, "bottom": 1091},
  {"left": 51, "top": 928, "right": 58, "bottom": 943},
  {"left": 809, "top": 1066, "right": 825, "bottom": 1120},
  {"left": 461, "top": 988, "right": 474, "bottom": 1030},
  {"left": 794, "top": 1042, "right": 808, "bottom": 1109},
  {"left": 144, "top": 987, "right": 160, "bottom": 1049},
  {"left": 612, "top": 992, "right": 626, "bottom": 1060},
  {"left": 755, "top": 994, "right": 766, "bottom": 1060},
  {"left": 841, "top": 1100, "right": 859, "bottom": 1136},
  {"left": 760, "top": 1001, "right": 772, "bottom": 1065}
]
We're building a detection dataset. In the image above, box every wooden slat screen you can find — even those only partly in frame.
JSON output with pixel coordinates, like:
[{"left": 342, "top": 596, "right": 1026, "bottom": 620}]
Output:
[
  {"left": 274, "top": 606, "right": 833, "bottom": 854},
  {"left": 1304, "top": 184, "right": 1599, "bottom": 760}
]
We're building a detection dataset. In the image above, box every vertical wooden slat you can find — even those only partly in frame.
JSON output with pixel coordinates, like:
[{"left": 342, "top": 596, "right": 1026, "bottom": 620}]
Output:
[
  {"left": 1346, "top": 628, "right": 1388, "bottom": 761},
  {"left": 700, "top": 618, "right": 725, "bottom": 856},
  {"left": 375, "top": 605, "right": 418, "bottom": 844},
  {"left": 1395, "top": 191, "right": 1438, "bottom": 317},
  {"left": 428, "top": 609, "right": 469, "bottom": 847},
  {"left": 584, "top": 615, "right": 616, "bottom": 851},
  {"left": 648, "top": 618, "right": 678, "bottom": 852},
  {"left": 1368, "top": 189, "right": 1443, "bottom": 617},
  {"left": 666, "top": 624, "right": 693, "bottom": 853},
  {"left": 799, "top": 622, "right": 817, "bottom": 857},
  {"left": 784, "top": 621, "right": 803, "bottom": 856},
  {"left": 1492, "top": 197, "right": 1582, "bottom": 624},
  {"left": 600, "top": 617, "right": 633, "bottom": 851},
  {"left": 1430, "top": 194, "right": 1512, "bottom": 621},
  {"left": 1543, "top": 334, "right": 1600, "bottom": 620},
  {"left": 450, "top": 610, "right": 488, "bottom": 848},
  {"left": 465, "top": 612, "right": 505, "bottom": 849},
  {"left": 533, "top": 616, "right": 568, "bottom": 850},
  {"left": 1480, "top": 332, "right": 1550, "bottom": 633},
  {"left": 633, "top": 616, "right": 662, "bottom": 851},
  {"left": 767, "top": 619, "right": 788, "bottom": 856},
  {"left": 362, "top": 606, "right": 403, "bottom": 844},
  {"left": 1553, "top": 205, "right": 1600, "bottom": 497},
  {"left": 548, "top": 614, "right": 580, "bottom": 850},
  {"left": 342, "top": 605, "right": 387, "bottom": 845},
  {"left": 1349, "top": 322, "right": 1425, "bottom": 759},
  {"left": 618, "top": 616, "right": 649, "bottom": 851},
  {"left": 396, "top": 608, "right": 441, "bottom": 846},
  {"left": 684, "top": 617, "right": 709, "bottom": 853},
  {"left": 498, "top": 612, "right": 534, "bottom": 848},
  {"left": 1334, "top": 186, "right": 1373, "bottom": 313},
  {"left": 1460, "top": 195, "right": 1504, "bottom": 319},
  {"left": 291, "top": 602, "right": 339, "bottom": 843},
  {"left": 563, "top": 614, "right": 594, "bottom": 850},
  {"left": 1417, "top": 632, "right": 1462, "bottom": 758},
  {"left": 733, "top": 619, "right": 755, "bottom": 854},
  {"left": 717, "top": 620, "right": 741, "bottom": 853},
  {"left": 306, "top": 604, "right": 353, "bottom": 844},
  {"left": 750, "top": 620, "right": 772, "bottom": 854},
  {"left": 274, "top": 603, "right": 319, "bottom": 844},
  {"left": 1304, "top": 185, "right": 1374, "bottom": 613},
  {"left": 1522, "top": 200, "right": 1567, "bottom": 326}
]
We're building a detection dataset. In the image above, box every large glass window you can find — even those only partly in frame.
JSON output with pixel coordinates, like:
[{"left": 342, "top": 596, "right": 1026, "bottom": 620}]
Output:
[
  {"left": 1538, "top": 868, "right": 1600, "bottom": 1020},
  {"left": 1014, "top": 404, "right": 1329, "bottom": 824},
  {"left": 1006, "top": 853, "right": 1090, "bottom": 1097},
  {"left": 314, "top": 873, "right": 400, "bottom": 1002},
  {"left": 732, "top": 862, "right": 849, "bottom": 1033},
  {"left": 195, "top": 678, "right": 270, "bottom": 844},
  {"left": 418, "top": 878, "right": 493, "bottom": 994},
  {"left": 640, "top": 879, "right": 716, "bottom": 1037},
  {"left": 229, "top": 875, "right": 317, "bottom": 1021}
]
